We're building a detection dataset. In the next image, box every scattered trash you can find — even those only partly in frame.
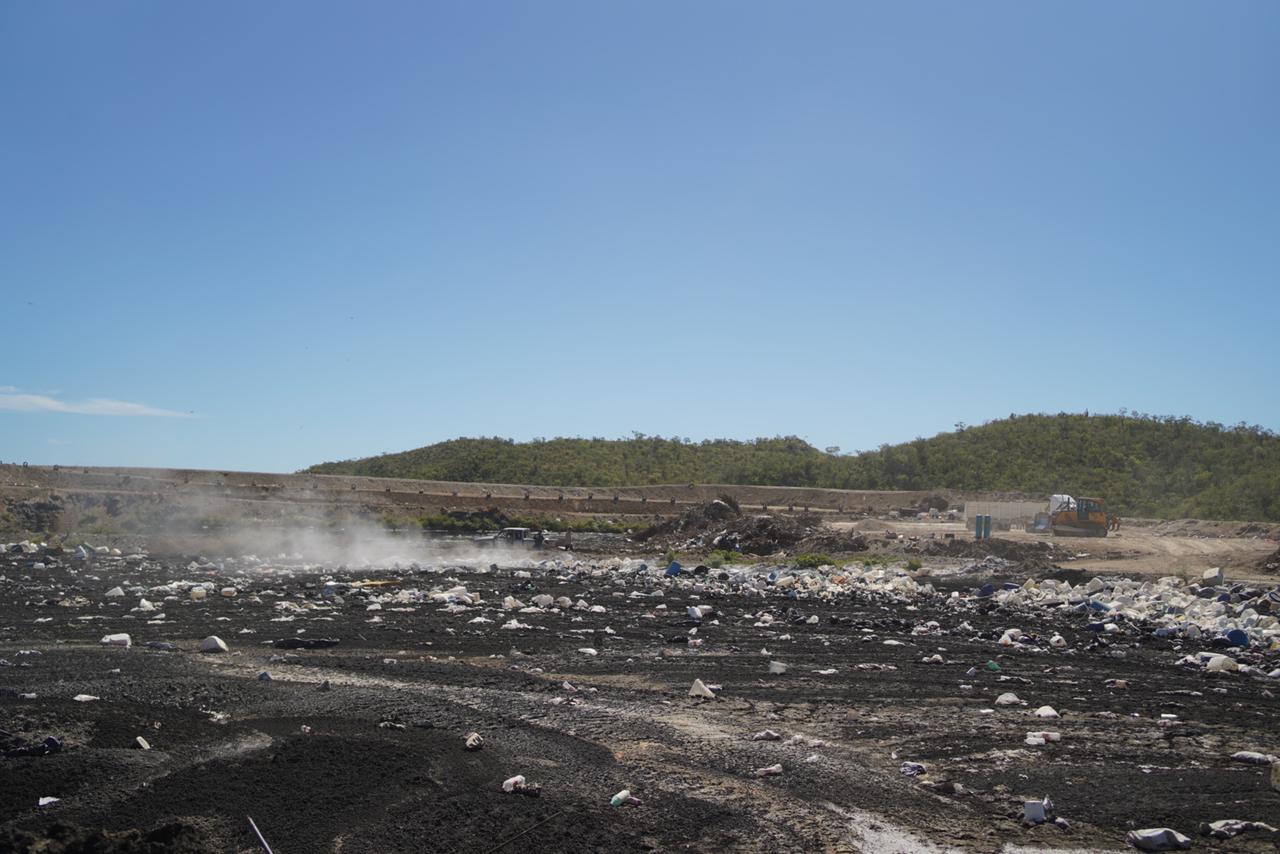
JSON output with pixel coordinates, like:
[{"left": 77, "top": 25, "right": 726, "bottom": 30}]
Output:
[
  {"left": 900, "top": 761, "right": 926, "bottom": 776},
  {"left": 1126, "top": 827, "right": 1192, "bottom": 851},
  {"left": 688, "top": 678, "right": 716, "bottom": 699},
  {"left": 38, "top": 796, "right": 60, "bottom": 807},
  {"left": 754, "top": 763, "right": 783, "bottom": 777},
  {"left": 100, "top": 633, "right": 132, "bottom": 648},
  {"left": 610, "top": 788, "right": 641, "bottom": 807},
  {"left": 465, "top": 732, "right": 484, "bottom": 751},
  {"left": 72, "top": 694, "right": 99, "bottom": 702},
  {"left": 134, "top": 736, "right": 151, "bottom": 750},
  {"left": 768, "top": 661, "right": 788, "bottom": 675},
  {"left": 200, "top": 636, "right": 229, "bottom": 653},
  {"left": 995, "top": 692, "right": 1023, "bottom": 706},
  {"left": 1197, "top": 819, "right": 1276, "bottom": 839},
  {"left": 502, "top": 774, "right": 541, "bottom": 796}
]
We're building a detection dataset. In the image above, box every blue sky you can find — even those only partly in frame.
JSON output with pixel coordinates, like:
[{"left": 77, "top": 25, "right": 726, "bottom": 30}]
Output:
[{"left": 2, "top": 2, "right": 1277, "bottom": 472}]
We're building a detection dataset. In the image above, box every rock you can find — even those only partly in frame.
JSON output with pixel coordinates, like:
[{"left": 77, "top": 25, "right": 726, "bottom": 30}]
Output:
[
  {"left": 200, "top": 636, "right": 228, "bottom": 653},
  {"left": 752, "top": 729, "right": 781, "bottom": 741},
  {"left": 688, "top": 678, "right": 716, "bottom": 699},
  {"left": 1032, "top": 705, "right": 1060, "bottom": 718},
  {"left": 100, "top": 633, "right": 132, "bottom": 648},
  {"left": 1201, "top": 567, "right": 1224, "bottom": 586}
]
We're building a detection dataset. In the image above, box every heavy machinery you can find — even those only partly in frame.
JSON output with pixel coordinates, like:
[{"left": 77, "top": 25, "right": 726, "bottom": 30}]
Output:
[{"left": 1049, "top": 494, "right": 1109, "bottom": 537}]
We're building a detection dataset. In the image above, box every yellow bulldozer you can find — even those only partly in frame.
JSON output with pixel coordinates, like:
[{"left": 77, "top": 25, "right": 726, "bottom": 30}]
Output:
[{"left": 1049, "top": 495, "right": 1111, "bottom": 537}]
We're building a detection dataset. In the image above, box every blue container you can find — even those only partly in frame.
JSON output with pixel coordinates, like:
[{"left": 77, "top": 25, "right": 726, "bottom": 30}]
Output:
[{"left": 975, "top": 516, "right": 984, "bottom": 540}]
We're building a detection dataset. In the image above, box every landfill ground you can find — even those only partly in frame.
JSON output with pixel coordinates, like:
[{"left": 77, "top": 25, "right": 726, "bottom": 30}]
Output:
[{"left": 3, "top": 536, "right": 1280, "bottom": 854}]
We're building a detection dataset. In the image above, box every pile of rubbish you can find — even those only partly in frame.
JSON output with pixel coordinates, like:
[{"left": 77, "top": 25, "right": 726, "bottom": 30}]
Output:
[
  {"left": 969, "top": 566, "right": 1280, "bottom": 657},
  {"left": 636, "top": 500, "right": 867, "bottom": 556}
]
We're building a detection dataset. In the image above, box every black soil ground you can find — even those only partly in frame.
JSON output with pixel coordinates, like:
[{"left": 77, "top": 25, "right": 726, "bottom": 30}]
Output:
[{"left": 2, "top": 545, "right": 1279, "bottom": 853}]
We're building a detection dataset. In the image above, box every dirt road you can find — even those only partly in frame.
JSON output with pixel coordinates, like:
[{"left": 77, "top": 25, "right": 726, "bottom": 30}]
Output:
[{"left": 833, "top": 519, "right": 1278, "bottom": 582}]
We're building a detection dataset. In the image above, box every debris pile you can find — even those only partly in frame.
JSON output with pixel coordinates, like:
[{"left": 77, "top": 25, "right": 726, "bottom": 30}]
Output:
[{"left": 637, "top": 500, "right": 868, "bottom": 555}]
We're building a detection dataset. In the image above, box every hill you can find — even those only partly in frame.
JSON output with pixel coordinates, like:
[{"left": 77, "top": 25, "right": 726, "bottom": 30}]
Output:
[{"left": 305, "top": 414, "right": 1280, "bottom": 521}]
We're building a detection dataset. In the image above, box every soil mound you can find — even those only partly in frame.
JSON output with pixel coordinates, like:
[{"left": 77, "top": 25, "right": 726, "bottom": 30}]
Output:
[
  {"left": 906, "top": 537, "right": 1058, "bottom": 563},
  {"left": 0, "top": 821, "right": 218, "bottom": 854}
]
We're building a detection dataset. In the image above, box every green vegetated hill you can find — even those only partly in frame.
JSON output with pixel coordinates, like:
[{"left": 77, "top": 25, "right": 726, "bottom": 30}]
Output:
[{"left": 306, "top": 414, "right": 1280, "bottom": 521}]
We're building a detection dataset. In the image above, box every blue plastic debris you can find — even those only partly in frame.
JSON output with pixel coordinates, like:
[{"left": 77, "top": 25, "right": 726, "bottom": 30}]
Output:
[
  {"left": 976, "top": 584, "right": 995, "bottom": 599},
  {"left": 1224, "top": 628, "right": 1249, "bottom": 647},
  {"left": 664, "top": 561, "right": 682, "bottom": 577}
]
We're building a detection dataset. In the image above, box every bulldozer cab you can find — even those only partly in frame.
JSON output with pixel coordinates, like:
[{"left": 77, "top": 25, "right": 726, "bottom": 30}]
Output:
[{"left": 1076, "top": 497, "right": 1104, "bottom": 519}]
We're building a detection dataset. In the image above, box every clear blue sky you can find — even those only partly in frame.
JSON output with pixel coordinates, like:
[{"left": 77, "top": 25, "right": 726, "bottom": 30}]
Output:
[{"left": 2, "top": 2, "right": 1277, "bottom": 472}]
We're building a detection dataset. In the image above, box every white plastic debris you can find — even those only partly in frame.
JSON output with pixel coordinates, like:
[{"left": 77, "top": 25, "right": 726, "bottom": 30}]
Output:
[
  {"left": 754, "top": 763, "right": 783, "bottom": 777},
  {"left": 105, "top": 586, "right": 125, "bottom": 598},
  {"left": 1126, "top": 827, "right": 1192, "bottom": 851},
  {"left": 200, "top": 635, "right": 229, "bottom": 653},
  {"left": 73, "top": 694, "right": 99, "bottom": 702},
  {"left": 995, "top": 692, "right": 1023, "bottom": 706},
  {"left": 464, "top": 732, "right": 483, "bottom": 751},
  {"left": 688, "top": 678, "right": 716, "bottom": 699},
  {"left": 1032, "top": 705, "right": 1060, "bottom": 718},
  {"left": 100, "top": 633, "right": 132, "bottom": 648},
  {"left": 768, "top": 661, "right": 788, "bottom": 675},
  {"left": 1199, "top": 819, "right": 1277, "bottom": 839}
]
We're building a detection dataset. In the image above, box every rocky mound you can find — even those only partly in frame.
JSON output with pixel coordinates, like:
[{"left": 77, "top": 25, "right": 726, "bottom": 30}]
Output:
[{"left": 638, "top": 500, "right": 867, "bottom": 556}]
